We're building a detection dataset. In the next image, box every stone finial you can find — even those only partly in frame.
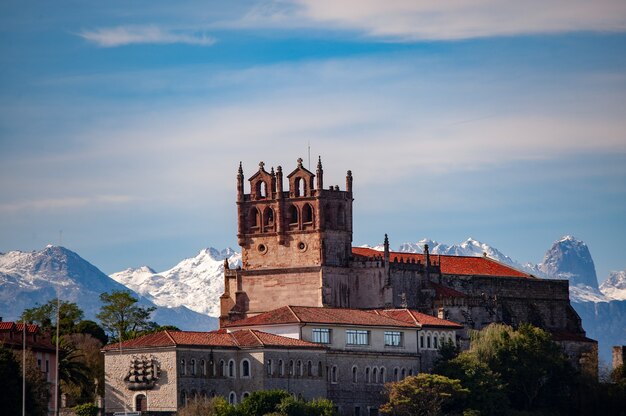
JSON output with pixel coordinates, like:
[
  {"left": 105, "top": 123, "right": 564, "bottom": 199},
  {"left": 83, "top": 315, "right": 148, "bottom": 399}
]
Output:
[
  {"left": 317, "top": 156, "right": 323, "bottom": 170},
  {"left": 270, "top": 166, "right": 275, "bottom": 176},
  {"left": 259, "top": 161, "right": 265, "bottom": 170},
  {"left": 238, "top": 161, "right": 243, "bottom": 176},
  {"left": 297, "top": 157, "right": 303, "bottom": 167}
]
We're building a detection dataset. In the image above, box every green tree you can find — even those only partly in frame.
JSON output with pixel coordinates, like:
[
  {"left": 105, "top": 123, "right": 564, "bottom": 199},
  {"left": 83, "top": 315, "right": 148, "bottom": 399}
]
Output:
[
  {"left": 0, "top": 346, "right": 21, "bottom": 415},
  {"left": 21, "top": 299, "right": 84, "bottom": 335},
  {"left": 435, "top": 353, "right": 508, "bottom": 415},
  {"left": 74, "top": 320, "right": 108, "bottom": 345},
  {"left": 379, "top": 373, "right": 468, "bottom": 416},
  {"left": 96, "top": 290, "right": 156, "bottom": 341},
  {"left": 275, "top": 396, "right": 336, "bottom": 416},
  {"left": 237, "top": 389, "right": 291, "bottom": 415},
  {"left": 62, "top": 333, "right": 105, "bottom": 404},
  {"left": 73, "top": 402, "right": 99, "bottom": 416}
]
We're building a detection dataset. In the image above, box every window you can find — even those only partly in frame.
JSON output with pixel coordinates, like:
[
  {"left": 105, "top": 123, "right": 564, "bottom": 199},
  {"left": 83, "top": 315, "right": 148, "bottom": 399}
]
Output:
[
  {"left": 228, "top": 391, "right": 236, "bottom": 405},
  {"left": 352, "top": 366, "right": 358, "bottom": 383},
  {"left": 420, "top": 334, "right": 424, "bottom": 349},
  {"left": 331, "top": 366, "right": 338, "bottom": 383},
  {"left": 365, "top": 367, "right": 370, "bottom": 383},
  {"left": 318, "top": 361, "right": 323, "bottom": 377},
  {"left": 180, "top": 359, "right": 186, "bottom": 375},
  {"left": 242, "top": 392, "right": 250, "bottom": 401},
  {"left": 181, "top": 391, "right": 188, "bottom": 406},
  {"left": 307, "top": 361, "right": 313, "bottom": 376},
  {"left": 379, "top": 367, "right": 385, "bottom": 383},
  {"left": 354, "top": 406, "right": 361, "bottom": 416},
  {"left": 263, "top": 207, "right": 275, "bottom": 231},
  {"left": 289, "top": 360, "right": 294, "bottom": 376},
  {"left": 427, "top": 334, "right": 431, "bottom": 349},
  {"left": 241, "top": 359, "right": 250, "bottom": 378},
  {"left": 45, "top": 360, "right": 49, "bottom": 373},
  {"left": 279, "top": 360, "right": 284, "bottom": 376},
  {"left": 302, "top": 203, "right": 313, "bottom": 223},
  {"left": 191, "top": 359, "right": 196, "bottom": 376},
  {"left": 296, "top": 360, "right": 302, "bottom": 376},
  {"left": 372, "top": 368, "right": 378, "bottom": 383},
  {"left": 267, "top": 359, "right": 273, "bottom": 376},
  {"left": 219, "top": 360, "right": 225, "bottom": 377},
  {"left": 312, "top": 328, "right": 331, "bottom": 344},
  {"left": 201, "top": 360, "right": 206, "bottom": 376},
  {"left": 394, "top": 367, "right": 399, "bottom": 381},
  {"left": 384, "top": 331, "right": 403, "bottom": 347},
  {"left": 228, "top": 359, "right": 235, "bottom": 378},
  {"left": 37, "top": 359, "right": 41, "bottom": 369},
  {"left": 346, "top": 329, "right": 369, "bottom": 345},
  {"left": 434, "top": 336, "right": 438, "bottom": 349},
  {"left": 401, "top": 368, "right": 406, "bottom": 379},
  {"left": 289, "top": 205, "right": 299, "bottom": 225}
]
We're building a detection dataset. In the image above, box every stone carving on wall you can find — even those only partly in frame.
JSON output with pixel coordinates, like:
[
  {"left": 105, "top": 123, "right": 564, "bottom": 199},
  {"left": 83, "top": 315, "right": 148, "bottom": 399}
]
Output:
[{"left": 124, "top": 355, "right": 160, "bottom": 391}]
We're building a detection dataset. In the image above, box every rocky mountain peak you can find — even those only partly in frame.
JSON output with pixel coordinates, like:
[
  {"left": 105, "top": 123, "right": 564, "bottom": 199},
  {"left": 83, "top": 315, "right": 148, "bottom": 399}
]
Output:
[{"left": 538, "top": 235, "right": 598, "bottom": 290}]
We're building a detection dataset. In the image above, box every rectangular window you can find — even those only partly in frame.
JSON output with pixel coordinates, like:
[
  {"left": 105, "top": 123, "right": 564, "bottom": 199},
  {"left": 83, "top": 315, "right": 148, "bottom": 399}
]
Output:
[
  {"left": 346, "top": 330, "right": 369, "bottom": 346},
  {"left": 312, "top": 328, "right": 331, "bottom": 344},
  {"left": 420, "top": 334, "right": 424, "bottom": 349},
  {"left": 45, "top": 360, "right": 49, "bottom": 373},
  {"left": 384, "top": 331, "right": 403, "bottom": 347}
]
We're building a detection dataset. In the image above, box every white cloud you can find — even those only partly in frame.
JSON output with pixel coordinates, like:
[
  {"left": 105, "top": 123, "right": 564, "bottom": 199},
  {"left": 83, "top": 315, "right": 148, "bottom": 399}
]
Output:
[
  {"left": 239, "top": 0, "right": 626, "bottom": 40},
  {"left": 78, "top": 25, "right": 216, "bottom": 47}
]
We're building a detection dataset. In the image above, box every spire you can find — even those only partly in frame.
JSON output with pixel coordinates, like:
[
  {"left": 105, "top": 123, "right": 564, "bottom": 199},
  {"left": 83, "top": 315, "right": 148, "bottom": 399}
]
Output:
[
  {"left": 346, "top": 170, "right": 353, "bottom": 193},
  {"left": 237, "top": 162, "right": 244, "bottom": 201},
  {"left": 238, "top": 161, "right": 243, "bottom": 176},
  {"left": 384, "top": 234, "right": 389, "bottom": 255},
  {"left": 259, "top": 161, "right": 265, "bottom": 171},
  {"left": 297, "top": 157, "right": 303, "bottom": 168},
  {"left": 316, "top": 155, "right": 324, "bottom": 190}
]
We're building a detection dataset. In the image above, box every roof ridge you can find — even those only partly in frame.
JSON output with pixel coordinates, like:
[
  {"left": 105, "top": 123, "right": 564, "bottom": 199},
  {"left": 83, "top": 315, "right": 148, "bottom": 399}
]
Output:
[
  {"left": 481, "top": 255, "right": 533, "bottom": 277},
  {"left": 286, "top": 305, "right": 302, "bottom": 323},
  {"left": 249, "top": 329, "right": 264, "bottom": 346},
  {"left": 163, "top": 329, "right": 176, "bottom": 344}
]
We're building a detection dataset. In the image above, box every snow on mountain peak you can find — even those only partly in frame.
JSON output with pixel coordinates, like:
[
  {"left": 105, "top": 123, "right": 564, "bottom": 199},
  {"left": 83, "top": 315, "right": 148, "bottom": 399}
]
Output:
[
  {"left": 600, "top": 270, "right": 626, "bottom": 300},
  {"left": 109, "top": 248, "right": 241, "bottom": 317},
  {"left": 539, "top": 235, "right": 598, "bottom": 290}
]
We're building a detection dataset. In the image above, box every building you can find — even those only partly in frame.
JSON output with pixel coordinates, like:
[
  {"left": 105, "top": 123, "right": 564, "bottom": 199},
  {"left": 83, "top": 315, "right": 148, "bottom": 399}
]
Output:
[
  {"left": 220, "top": 158, "right": 597, "bottom": 376},
  {"left": 0, "top": 320, "right": 58, "bottom": 416},
  {"left": 104, "top": 157, "right": 597, "bottom": 415}
]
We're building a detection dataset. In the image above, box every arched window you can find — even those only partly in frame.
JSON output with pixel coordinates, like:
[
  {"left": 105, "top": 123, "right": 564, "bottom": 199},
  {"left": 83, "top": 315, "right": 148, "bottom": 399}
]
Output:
[
  {"left": 434, "top": 335, "right": 439, "bottom": 349},
  {"left": 180, "top": 359, "right": 186, "bottom": 375},
  {"left": 318, "top": 361, "right": 323, "bottom": 377},
  {"left": 380, "top": 367, "right": 385, "bottom": 383},
  {"left": 228, "top": 391, "right": 236, "bottom": 405},
  {"left": 249, "top": 207, "right": 261, "bottom": 231},
  {"left": 427, "top": 332, "right": 432, "bottom": 349},
  {"left": 263, "top": 207, "right": 275, "bottom": 231},
  {"left": 242, "top": 392, "right": 250, "bottom": 401},
  {"left": 294, "top": 177, "right": 305, "bottom": 197},
  {"left": 180, "top": 390, "right": 187, "bottom": 407},
  {"left": 394, "top": 367, "right": 399, "bottom": 381},
  {"left": 302, "top": 203, "right": 313, "bottom": 224},
  {"left": 420, "top": 333, "right": 425, "bottom": 349},
  {"left": 337, "top": 205, "right": 345, "bottom": 228},
  {"left": 307, "top": 361, "right": 313, "bottom": 377},
  {"left": 219, "top": 360, "right": 225, "bottom": 377},
  {"left": 191, "top": 390, "right": 198, "bottom": 399},
  {"left": 267, "top": 359, "right": 273, "bottom": 376},
  {"left": 409, "top": 369, "right": 413, "bottom": 376},
  {"left": 352, "top": 366, "right": 358, "bottom": 383},
  {"left": 372, "top": 368, "right": 378, "bottom": 383},
  {"left": 135, "top": 394, "right": 147, "bottom": 412},
  {"left": 256, "top": 181, "right": 267, "bottom": 199},
  {"left": 331, "top": 366, "right": 338, "bottom": 383},
  {"left": 190, "top": 359, "right": 196, "bottom": 376},
  {"left": 241, "top": 359, "right": 251, "bottom": 378},
  {"left": 279, "top": 360, "right": 284, "bottom": 376},
  {"left": 200, "top": 360, "right": 206, "bottom": 376},
  {"left": 296, "top": 360, "right": 302, "bottom": 376},
  {"left": 289, "top": 205, "right": 299, "bottom": 226},
  {"left": 289, "top": 360, "right": 294, "bottom": 376},
  {"left": 365, "top": 367, "right": 370, "bottom": 383},
  {"left": 228, "top": 359, "right": 235, "bottom": 378},
  {"left": 401, "top": 368, "right": 406, "bottom": 380}
]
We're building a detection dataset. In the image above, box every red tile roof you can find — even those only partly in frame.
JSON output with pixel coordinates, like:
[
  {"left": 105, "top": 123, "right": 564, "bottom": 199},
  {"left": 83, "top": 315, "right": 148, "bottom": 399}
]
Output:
[
  {"left": 430, "top": 282, "right": 467, "bottom": 299},
  {"left": 550, "top": 330, "right": 597, "bottom": 343},
  {"left": 102, "top": 329, "right": 322, "bottom": 351},
  {"left": 224, "top": 305, "right": 416, "bottom": 329},
  {"left": 374, "top": 309, "right": 463, "bottom": 329},
  {"left": 352, "top": 247, "right": 531, "bottom": 278}
]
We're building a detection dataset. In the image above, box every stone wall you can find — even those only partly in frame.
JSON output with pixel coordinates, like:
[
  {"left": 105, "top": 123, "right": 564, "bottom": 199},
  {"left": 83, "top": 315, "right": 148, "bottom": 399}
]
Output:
[{"left": 104, "top": 348, "right": 178, "bottom": 415}]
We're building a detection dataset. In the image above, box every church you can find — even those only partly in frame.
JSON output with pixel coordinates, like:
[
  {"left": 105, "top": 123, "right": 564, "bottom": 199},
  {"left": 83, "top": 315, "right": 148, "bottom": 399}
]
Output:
[{"left": 104, "top": 157, "right": 596, "bottom": 416}]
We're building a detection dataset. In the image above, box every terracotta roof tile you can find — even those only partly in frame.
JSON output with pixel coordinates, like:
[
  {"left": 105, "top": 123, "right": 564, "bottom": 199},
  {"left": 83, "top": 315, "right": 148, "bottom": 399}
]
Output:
[
  {"left": 352, "top": 247, "right": 531, "bottom": 278},
  {"left": 375, "top": 309, "right": 463, "bottom": 329},
  {"left": 224, "top": 305, "right": 415, "bottom": 328},
  {"left": 103, "top": 329, "right": 322, "bottom": 351},
  {"left": 430, "top": 282, "right": 467, "bottom": 299}
]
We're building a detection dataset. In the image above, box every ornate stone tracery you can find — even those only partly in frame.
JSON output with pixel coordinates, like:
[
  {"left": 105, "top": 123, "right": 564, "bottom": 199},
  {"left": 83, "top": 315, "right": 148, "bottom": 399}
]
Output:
[{"left": 124, "top": 355, "right": 160, "bottom": 391}]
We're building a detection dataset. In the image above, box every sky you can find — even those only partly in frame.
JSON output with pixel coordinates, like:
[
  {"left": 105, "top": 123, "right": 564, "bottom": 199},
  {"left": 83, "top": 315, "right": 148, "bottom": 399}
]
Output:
[{"left": 0, "top": 1, "right": 625, "bottom": 282}]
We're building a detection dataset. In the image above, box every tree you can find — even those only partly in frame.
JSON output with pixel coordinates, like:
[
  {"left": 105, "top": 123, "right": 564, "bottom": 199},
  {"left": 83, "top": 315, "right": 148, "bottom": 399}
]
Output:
[
  {"left": 21, "top": 299, "right": 84, "bottom": 335},
  {"left": 74, "top": 320, "right": 108, "bottom": 345},
  {"left": 468, "top": 323, "right": 573, "bottom": 411},
  {"left": 0, "top": 346, "right": 21, "bottom": 415},
  {"left": 237, "top": 389, "right": 291, "bottom": 415},
  {"left": 96, "top": 290, "right": 156, "bottom": 341},
  {"left": 178, "top": 396, "right": 233, "bottom": 416},
  {"left": 62, "top": 333, "right": 105, "bottom": 404},
  {"left": 2, "top": 346, "right": 50, "bottom": 416},
  {"left": 379, "top": 373, "right": 468, "bottom": 416},
  {"left": 275, "top": 396, "right": 336, "bottom": 416}
]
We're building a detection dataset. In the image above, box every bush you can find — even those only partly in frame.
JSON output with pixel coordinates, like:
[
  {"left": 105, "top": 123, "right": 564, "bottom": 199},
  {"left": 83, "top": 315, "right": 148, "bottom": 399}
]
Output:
[{"left": 74, "top": 403, "right": 99, "bottom": 416}]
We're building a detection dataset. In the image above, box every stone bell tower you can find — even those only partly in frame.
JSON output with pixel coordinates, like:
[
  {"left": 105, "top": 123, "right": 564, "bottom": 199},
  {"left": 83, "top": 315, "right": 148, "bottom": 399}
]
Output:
[{"left": 220, "top": 157, "right": 353, "bottom": 324}]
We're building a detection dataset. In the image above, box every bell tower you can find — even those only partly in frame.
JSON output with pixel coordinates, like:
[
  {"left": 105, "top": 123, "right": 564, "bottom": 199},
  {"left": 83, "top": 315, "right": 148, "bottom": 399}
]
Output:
[
  {"left": 221, "top": 157, "right": 353, "bottom": 324},
  {"left": 236, "top": 157, "right": 353, "bottom": 270}
]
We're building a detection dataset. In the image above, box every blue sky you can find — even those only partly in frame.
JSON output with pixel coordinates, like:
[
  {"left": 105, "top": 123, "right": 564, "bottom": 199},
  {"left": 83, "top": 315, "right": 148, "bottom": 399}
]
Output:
[{"left": 1, "top": 1, "right": 625, "bottom": 282}]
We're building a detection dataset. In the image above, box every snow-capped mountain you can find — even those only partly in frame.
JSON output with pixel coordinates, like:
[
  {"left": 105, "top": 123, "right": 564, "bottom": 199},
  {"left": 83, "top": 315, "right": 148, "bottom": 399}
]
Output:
[
  {"left": 538, "top": 235, "right": 599, "bottom": 290},
  {"left": 0, "top": 246, "right": 217, "bottom": 331},
  {"left": 110, "top": 248, "right": 241, "bottom": 317},
  {"left": 600, "top": 270, "right": 626, "bottom": 300}
]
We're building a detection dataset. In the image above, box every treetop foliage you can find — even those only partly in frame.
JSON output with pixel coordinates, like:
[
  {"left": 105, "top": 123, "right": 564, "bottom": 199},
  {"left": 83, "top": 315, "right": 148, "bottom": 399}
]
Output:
[{"left": 96, "top": 290, "right": 157, "bottom": 341}]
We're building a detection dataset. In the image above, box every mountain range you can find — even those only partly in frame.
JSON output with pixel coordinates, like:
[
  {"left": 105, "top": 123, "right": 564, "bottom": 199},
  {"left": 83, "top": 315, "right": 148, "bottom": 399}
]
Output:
[{"left": 1, "top": 236, "right": 623, "bottom": 364}]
